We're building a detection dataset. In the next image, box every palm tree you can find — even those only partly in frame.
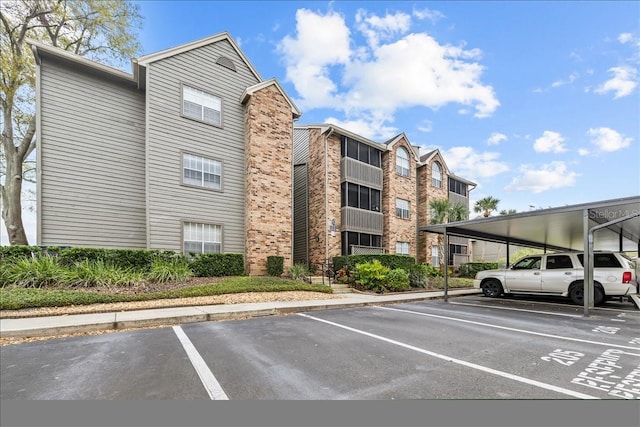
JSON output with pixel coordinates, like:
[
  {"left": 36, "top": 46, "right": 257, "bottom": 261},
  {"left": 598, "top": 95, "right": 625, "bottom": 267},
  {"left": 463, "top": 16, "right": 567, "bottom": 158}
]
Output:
[
  {"left": 474, "top": 196, "right": 500, "bottom": 217},
  {"left": 499, "top": 209, "right": 517, "bottom": 215},
  {"left": 428, "top": 198, "right": 469, "bottom": 271}
]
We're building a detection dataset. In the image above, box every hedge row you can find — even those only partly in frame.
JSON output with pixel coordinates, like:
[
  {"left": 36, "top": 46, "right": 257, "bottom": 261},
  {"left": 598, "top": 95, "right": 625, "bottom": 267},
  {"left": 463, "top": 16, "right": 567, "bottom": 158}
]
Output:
[
  {"left": 457, "top": 262, "right": 499, "bottom": 278},
  {"left": 1, "top": 246, "right": 245, "bottom": 277},
  {"left": 333, "top": 254, "right": 416, "bottom": 273}
]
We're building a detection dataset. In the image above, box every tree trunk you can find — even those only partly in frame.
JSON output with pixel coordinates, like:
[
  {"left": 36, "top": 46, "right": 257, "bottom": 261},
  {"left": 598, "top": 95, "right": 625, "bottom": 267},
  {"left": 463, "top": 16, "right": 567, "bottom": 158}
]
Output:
[{"left": 1, "top": 150, "right": 29, "bottom": 245}]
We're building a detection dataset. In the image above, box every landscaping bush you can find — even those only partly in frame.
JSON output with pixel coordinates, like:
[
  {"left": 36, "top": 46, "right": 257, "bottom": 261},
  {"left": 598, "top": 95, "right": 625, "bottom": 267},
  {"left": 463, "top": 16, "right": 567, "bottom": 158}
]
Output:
[
  {"left": 0, "top": 245, "right": 41, "bottom": 261},
  {"left": 354, "top": 260, "right": 389, "bottom": 293},
  {"left": 66, "top": 259, "right": 146, "bottom": 288},
  {"left": 58, "top": 247, "right": 178, "bottom": 272},
  {"left": 408, "top": 263, "right": 440, "bottom": 288},
  {"left": 385, "top": 268, "right": 410, "bottom": 292},
  {"left": 266, "top": 256, "right": 284, "bottom": 277},
  {"left": 149, "top": 257, "right": 193, "bottom": 283},
  {"left": 4, "top": 255, "right": 67, "bottom": 288},
  {"left": 457, "top": 262, "right": 499, "bottom": 278},
  {"left": 333, "top": 254, "right": 416, "bottom": 274},
  {"left": 288, "top": 263, "right": 310, "bottom": 281},
  {"left": 190, "top": 253, "right": 245, "bottom": 277}
]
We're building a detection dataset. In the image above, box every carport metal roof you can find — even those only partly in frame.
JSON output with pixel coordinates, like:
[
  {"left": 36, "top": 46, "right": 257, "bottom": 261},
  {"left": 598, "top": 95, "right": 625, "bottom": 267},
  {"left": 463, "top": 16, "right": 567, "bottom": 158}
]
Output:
[
  {"left": 420, "top": 196, "right": 640, "bottom": 316},
  {"left": 420, "top": 196, "right": 640, "bottom": 253}
]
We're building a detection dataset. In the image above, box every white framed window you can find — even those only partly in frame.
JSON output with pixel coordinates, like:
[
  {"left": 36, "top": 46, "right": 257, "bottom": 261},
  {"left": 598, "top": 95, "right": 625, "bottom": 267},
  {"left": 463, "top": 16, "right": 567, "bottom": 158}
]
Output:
[
  {"left": 432, "top": 162, "right": 442, "bottom": 187},
  {"left": 183, "top": 222, "right": 222, "bottom": 255},
  {"left": 396, "top": 198, "right": 410, "bottom": 219},
  {"left": 183, "top": 153, "right": 221, "bottom": 190},
  {"left": 431, "top": 246, "right": 439, "bottom": 266},
  {"left": 396, "top": 147, "right": 410, "bottom": 177},
  {"left": 396, "top": 241, "right": 410, "bottom": 255},
  {"left": 183, "top": 85, "right": 222, "bottom": 126}
]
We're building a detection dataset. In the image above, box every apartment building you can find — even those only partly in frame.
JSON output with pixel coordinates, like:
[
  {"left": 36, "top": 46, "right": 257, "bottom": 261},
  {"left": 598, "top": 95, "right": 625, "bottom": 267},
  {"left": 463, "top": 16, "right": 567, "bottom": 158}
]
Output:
[
  {"left": 31, "top": 33, "right": 300, "bottom": 275},
  {"left": 293, "top": 125, "right": 476, "bottom": 269}
]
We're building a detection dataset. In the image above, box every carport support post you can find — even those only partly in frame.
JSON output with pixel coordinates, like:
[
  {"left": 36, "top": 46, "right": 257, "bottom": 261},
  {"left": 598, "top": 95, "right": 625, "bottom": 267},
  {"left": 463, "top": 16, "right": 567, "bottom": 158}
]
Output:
[
  {"left": 444, "top": 228, "right": 449, "bottom": 302},
  {"left": 583, "top": 209, "right": 593, "bottom": 317}
]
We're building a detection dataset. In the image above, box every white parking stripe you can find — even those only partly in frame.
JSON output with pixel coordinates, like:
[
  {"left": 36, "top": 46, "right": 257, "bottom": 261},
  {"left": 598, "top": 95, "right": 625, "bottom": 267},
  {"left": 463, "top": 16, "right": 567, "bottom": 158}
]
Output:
[
  {"left": 378, "top": 306, "right": 640, "bottom": 351},
  {"left": 297, "top": 313, "right": 598, "bottom": 399},
  {"left": 450, "top": 301, "right": 581, "bottom": 317},
  {"left": 172, "top": 326, "right": 229, "bottom": 400}
]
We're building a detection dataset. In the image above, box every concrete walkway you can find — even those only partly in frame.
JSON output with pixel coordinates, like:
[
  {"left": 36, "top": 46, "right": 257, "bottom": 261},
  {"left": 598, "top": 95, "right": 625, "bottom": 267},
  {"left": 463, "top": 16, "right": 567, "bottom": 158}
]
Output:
[{"left": 0, "top": 289, "right": 481, "bottom": 338}]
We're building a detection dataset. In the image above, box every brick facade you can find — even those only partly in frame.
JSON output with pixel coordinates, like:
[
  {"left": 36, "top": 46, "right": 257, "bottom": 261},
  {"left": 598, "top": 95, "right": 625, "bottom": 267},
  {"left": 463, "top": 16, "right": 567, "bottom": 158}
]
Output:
[
  {"left": 416, "top": 152, "right": 448, "bottom": 265},
  {"left": 382, "top": 138, "right": 417, "bottom": 258},
  {"left": 307, "top": 130, "right": 342, "bottom": 270},
  {"left": 244, "top": 84, "right": 294, "bottom": 275}
]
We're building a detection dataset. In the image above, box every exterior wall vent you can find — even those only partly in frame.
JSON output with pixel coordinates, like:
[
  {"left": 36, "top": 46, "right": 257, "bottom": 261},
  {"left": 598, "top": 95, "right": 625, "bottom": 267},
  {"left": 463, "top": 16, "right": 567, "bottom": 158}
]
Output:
[{"left": 216, "top": 56, "right": 236, "bottom": 72}]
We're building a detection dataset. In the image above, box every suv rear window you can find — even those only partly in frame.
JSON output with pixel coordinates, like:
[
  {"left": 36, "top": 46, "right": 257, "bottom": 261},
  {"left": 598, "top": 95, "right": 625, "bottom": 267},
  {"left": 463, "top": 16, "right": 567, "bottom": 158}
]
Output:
[{"left": 576, "top": 254, "right": 622, "bottom": 268}]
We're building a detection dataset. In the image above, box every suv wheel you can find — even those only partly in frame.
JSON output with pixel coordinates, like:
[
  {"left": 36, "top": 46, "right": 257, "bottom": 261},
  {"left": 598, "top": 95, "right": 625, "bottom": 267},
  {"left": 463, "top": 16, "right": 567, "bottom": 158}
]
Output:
[
  {"left": 482, "top": 279, "right": 503, "bottom": 298},
  {"left": 569, "top": 282, "right": 605, "bottom": 306}
]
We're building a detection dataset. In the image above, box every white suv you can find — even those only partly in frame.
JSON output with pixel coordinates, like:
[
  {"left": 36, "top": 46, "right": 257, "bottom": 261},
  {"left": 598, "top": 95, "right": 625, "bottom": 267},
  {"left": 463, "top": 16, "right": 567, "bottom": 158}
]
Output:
[{"left": 473, "top": 252, "right": 638, "bottom": 306}]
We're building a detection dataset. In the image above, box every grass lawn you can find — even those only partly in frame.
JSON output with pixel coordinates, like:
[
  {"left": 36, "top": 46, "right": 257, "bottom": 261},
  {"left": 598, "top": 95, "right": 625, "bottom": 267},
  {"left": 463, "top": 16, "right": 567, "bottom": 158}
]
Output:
[{"left": 0, "top": 276, "right": 333, "bottom": 310}]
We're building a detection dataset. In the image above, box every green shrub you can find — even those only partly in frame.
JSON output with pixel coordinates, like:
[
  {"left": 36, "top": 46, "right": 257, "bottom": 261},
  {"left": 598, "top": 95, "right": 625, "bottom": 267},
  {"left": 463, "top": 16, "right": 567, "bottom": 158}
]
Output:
[
  {"left": 288, "top": 263, "right": 310, "bottom": 281},
  {"left": 354, "top": 260, "right": 389, "bottom": 293},
  {"left": 149, "top": 258, "right": 193, "bottom": 283},
  {"left": 0, "top": 245, "right": 41, "bottom": 261},
  {"left": 266, "top": 256, "right": 284, "bottom": 277},
  {"left": 66, "top": 259, "right": 146, "bottom": 288},
  {"left": 190, "top": 253, "right": 245, "bottom": 277},
  {"left": 58, "top": 247, "right": 177, "bottom": 272},
  {"left": 408, "top": 264, "right": 436, "bottom": 288},
  {"left": 5, "top": 255, "right": 67, "bottom": 288},
  {"left": 457, "top": 262, "right": 499, "bottom": 278},
  {"left": 386, "top": 268, "right": 410, "bottom": 292},
  {"left": 333, "top": 254, "right": 415, "bottom": 273}
]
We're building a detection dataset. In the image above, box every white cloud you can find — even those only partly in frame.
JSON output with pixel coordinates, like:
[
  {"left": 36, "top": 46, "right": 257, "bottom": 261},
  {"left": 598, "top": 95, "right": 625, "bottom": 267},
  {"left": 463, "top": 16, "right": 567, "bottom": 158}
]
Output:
[
  {"left": 587, "top": 127, "right": 632, "bottom": 152},
  {"left": 618, "top": 33, "right": 633, "bottom": 44},
  {"left": 487, "top": 132, "right": 507, "bottom": 145},
  {"left": 413, "top": 7, "right": 446, "bottom": 23},
  {"left": 355, "top": 9, "right": 411, "bottom": 48},
  {"left": 551, "top": 73, "right": 578, "bottom": 88},
  {"left": 505, "top": 161, "right": 579, "bottom": 194},
  {"left": 533, "top": 131, "right": 567, "bottom": 153},
  {"left": 578, "top": 148, "right": 590, "bottom": 156},
  {"left": 417, "top": 119, "right": 433, "bottom": 133},
  {"left": 278, "top": 9, "right": 352, "bottom": 107},
  {"left": 441, "top": 146, "right": 509, "bottom": 180},
  {"left": 594, "top": 66, "right": 638, "bottom": 98},
  {"left": 278, "top": 8, "right": 499, "bottom": 125},
  {"left": 324, "top": 114, "right": 398, "bottom": 140}
]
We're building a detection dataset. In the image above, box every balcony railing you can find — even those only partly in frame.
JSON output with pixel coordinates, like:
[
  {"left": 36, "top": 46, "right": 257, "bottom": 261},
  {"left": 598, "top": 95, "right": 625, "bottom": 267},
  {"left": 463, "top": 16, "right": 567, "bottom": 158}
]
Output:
[
  {"left": 340, "top": 157, "right": 383, "bottom": 189},
  {"left": 341, "top": 206, "right": 384, "bottom": 234}
]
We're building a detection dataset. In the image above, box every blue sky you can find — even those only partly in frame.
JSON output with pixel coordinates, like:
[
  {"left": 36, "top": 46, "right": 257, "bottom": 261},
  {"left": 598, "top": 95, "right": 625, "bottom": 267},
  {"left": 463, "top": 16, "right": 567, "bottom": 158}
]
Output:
[{"left": 3, "top": 1, "right": 639, "bottom": 245}]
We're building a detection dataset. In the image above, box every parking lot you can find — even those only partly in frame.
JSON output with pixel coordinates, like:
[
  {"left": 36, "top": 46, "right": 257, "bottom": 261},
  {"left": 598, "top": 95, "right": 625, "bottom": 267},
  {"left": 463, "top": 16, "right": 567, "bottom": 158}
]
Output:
[{"left": 1, "top": 294, "right": 639, "bottom": 400}]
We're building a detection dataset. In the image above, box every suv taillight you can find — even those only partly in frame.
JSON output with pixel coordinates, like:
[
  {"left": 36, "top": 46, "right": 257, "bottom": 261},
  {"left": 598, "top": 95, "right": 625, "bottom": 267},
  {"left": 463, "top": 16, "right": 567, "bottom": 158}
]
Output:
[{"left": 622, "top": 272, "right": 632, "bottom": 283}]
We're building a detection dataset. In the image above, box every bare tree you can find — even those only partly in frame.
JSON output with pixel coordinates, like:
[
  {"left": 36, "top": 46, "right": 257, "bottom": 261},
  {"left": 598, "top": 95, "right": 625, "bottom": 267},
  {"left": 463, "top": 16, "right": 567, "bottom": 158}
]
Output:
[{"left": 1, "top": 0, "right": 142, "bottom": 244}]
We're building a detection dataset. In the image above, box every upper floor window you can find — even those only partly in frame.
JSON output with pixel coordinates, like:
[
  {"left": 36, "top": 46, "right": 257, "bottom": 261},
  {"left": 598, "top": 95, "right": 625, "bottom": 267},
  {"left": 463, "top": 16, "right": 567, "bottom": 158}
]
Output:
[
  {"left": 432, "top": 162, "right": 442, "bottom": 187},
  {"left": 183, "top": 153, "right": 221, "bottom": 190},
  {"left": 396, "top": 242, "right": 410, "bottom": 255},
  {"left": 341, "top": 182, "right": 381, "bottom": 212},
  {"left": 341, "top": 136, "right": 381, "bottom": 167},
  {"left": 183, "top": 222, "right": 221, "bottom": 255},
  {"left": 182, "top": 85, "right": 222, "bottom": 127},
  {"left": 396, "top": 198, "right": 410, "bottom": 219},
  {"left": 448, "top": 177, "right": 467, "bottom": 196},
  {"left": 396, "top": 147, "right": 410, "bottom": 177}
]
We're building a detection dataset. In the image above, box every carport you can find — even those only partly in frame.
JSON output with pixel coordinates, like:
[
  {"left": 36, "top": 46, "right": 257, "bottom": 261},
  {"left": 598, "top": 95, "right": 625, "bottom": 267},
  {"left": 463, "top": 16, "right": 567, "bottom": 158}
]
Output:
[{"left": 420, "top": 196, "right": 640, "bottom": 316}]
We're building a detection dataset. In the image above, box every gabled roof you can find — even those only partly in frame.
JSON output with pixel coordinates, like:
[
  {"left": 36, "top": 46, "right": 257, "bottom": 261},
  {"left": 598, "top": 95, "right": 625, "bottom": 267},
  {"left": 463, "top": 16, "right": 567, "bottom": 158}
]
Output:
[
  {"left": 28, "top": 40, "right": 136, "bottom": 84},
  {"left": 385, "top": 133, "right": 420, "bottom": 162},
  {"left": 295, "top": 124, "right": 386, "bottom": 149},
  {"left": 133, "top": 32, "right": 262, "bottom": 81},
  {"left": 241, "top": 79, "right": 302, "bottom": 119},
  {"left": 419, "top": 148, "right": 451, "bottom": 174}
]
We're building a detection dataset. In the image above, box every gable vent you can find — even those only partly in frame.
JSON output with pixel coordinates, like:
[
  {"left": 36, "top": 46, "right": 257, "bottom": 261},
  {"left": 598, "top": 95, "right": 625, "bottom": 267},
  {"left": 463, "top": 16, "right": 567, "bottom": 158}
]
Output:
[{"left": 216, "top": 56, "right": 236, "bottom": 72}]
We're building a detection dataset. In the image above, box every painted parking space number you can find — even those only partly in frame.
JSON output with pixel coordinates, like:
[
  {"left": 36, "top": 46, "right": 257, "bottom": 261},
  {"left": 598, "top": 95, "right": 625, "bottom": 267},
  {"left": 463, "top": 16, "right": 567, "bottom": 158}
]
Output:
[
  {"left": 541, "top": 349, "right": 585, "bottom": 366},
  {"left": 593, "top": 326, "right": 620, "bottom": 334}
]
